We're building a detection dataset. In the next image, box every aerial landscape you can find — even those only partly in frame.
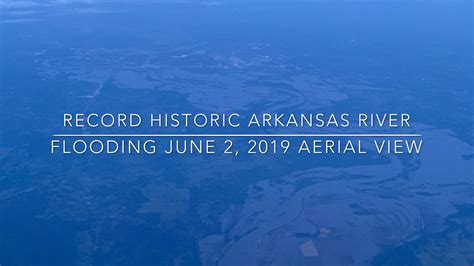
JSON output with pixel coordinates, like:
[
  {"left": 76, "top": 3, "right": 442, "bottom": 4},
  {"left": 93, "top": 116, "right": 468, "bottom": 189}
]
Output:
[{"left": 0, "top": 0, "right": 472, "bottom": 265}]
